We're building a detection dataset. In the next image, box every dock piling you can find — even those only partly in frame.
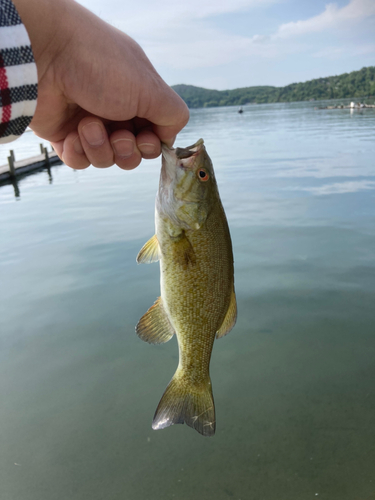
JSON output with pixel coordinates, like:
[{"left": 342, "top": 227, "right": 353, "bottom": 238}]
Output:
[
  {"left": 43, "top": 147, "right": 50, "bottom": 167},
  {"left": 10, "top": 150, "right": 15, "bottom": 162},
  {"left": 7, "top": 155, "right": 15, "bottom": 177},
  {"left": 39, "top": 143, "right": 44, "bottom": 154}
]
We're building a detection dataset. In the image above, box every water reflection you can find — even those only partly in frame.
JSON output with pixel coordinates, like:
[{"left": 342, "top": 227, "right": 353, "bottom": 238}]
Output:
[
  {"left": 299, "top": 180, "right": 375, "bottom": 196},
  {"left": 0, "top": 161, "right": 58, "bottom": 200},
  {"left": 8, "top": 176, "right": 20, "bottom": 199},
  {"left": 46, "top": 164, "right": 53, "bottom": 184}
]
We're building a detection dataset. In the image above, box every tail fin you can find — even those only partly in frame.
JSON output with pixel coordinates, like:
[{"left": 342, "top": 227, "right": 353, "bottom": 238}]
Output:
[{"left": 152, "top": 372, "right": 216, "bottom": 437}]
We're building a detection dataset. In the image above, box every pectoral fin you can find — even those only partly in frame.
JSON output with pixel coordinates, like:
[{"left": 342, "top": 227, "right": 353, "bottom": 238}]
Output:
[
  {"left": 172, "top": 234, "right": 196, "bottom": 267},
  {"left": 136, "top": 297, "right": 175, "bottom": 344},
  {"left": 216, "top": 288, "right": 237, "bottom": 339},
  {"left": 137, "top": 235, "right": 160, "bottom": 264}
]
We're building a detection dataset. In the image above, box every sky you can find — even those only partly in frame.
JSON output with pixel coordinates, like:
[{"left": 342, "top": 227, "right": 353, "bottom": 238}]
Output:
[{"left": 77, "top": 0, "right": 375, "bottom": 90}]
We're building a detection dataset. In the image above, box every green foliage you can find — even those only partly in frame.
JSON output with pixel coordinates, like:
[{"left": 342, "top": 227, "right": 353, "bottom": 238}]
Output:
[{"left": 172, "top": 67, "right": 375, "bottom": 108}]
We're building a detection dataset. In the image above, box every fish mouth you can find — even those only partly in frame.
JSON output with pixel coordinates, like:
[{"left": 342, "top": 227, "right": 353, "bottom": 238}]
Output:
[
  {"left": 161, "top": 139, "right": 205, "bottom": 183},
  {"left": 162, "top": 138, "right": 204, "bottom": 164},
  {"left": 175, "top": 138, "right": 204, "bottom": 161}
]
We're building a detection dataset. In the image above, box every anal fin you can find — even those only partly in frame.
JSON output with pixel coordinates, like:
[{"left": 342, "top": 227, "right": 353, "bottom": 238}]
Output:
[
  {"left": 137, "top": 235, "right": 160, "bottom": 264},
  {"left": 136, "top": 297, "right": 175, "bottom": 344},
  {"left": 216, "top": 288, "right": 237, "bottom": 339}
]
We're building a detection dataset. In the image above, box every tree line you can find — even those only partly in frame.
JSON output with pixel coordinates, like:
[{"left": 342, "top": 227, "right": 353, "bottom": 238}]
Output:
[{"left": 172, "top": 66, "right": 375, "bottom": 108}]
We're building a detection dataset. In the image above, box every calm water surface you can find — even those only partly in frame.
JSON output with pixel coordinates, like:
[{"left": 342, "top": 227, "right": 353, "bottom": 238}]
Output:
[{"left": 1, "top": 101, "right": 375, "bottom": 500}]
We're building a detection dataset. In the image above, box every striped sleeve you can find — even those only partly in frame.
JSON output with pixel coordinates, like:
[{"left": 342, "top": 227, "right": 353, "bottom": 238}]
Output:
[{"left": 0, "top": 0, "right": 38, "bottom": 143}]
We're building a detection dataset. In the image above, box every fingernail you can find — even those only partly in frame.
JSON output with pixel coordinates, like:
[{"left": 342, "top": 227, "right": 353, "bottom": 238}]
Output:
[
  {"left": 112, "top": 138, "right": 134, "bottom": 158},
  {"left": 138, "top": 143, "right": 156, "bottom": 155},
  {"left": 82, "top": 122, "right": 105, "bottom": 146},
  {"left": 73, "top": 136, "right": 84, "bottom": 155}
]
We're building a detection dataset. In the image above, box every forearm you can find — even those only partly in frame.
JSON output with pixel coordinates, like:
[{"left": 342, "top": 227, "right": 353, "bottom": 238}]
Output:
[{"left": 0, "top": 0, "right": 38, "bottom": 142}]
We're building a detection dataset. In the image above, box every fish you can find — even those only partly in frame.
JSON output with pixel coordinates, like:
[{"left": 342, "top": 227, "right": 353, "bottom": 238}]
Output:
[{"left": 136, "top": 138, "right": 236, "bottom": 437}]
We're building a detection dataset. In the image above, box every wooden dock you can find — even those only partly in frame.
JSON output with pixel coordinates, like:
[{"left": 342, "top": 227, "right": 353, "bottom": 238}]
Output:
[{"left": 0, "top": 144, "right": 62, "bottom": 183}]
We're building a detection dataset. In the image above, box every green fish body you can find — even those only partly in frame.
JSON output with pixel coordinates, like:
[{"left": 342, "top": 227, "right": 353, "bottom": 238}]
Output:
[{"left": 136, "top": 139, "right": 236, "bottom": 436}]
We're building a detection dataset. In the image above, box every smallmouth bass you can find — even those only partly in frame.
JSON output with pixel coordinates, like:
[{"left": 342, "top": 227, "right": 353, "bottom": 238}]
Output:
[{"left": 136, "top": 139, "right": 236, "bottom": 437}]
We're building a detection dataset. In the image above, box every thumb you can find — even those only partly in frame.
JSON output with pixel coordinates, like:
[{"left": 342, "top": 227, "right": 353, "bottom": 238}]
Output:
[{"left": 140, "top": 80, "right": 190, "bottom": 147}]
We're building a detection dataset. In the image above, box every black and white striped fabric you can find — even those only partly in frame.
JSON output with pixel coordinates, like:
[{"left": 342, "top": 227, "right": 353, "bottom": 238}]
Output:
[{"left": 0, "top": 0, "right": 38, "bottom": 143}]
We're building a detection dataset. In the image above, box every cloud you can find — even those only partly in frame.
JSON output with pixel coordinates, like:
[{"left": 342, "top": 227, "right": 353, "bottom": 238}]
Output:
[
  {"left": 274, "top": 0, "right": 375, "bottom": 39},
  {"left": 78, "top": 0, "right": 273, "bottom": 35},
  {"left": 313, "top": 43, "right": 375, "bottom": 59},
  {"left": 77, "top": 0, "right": 375, "bottom": 83},
  {"left": 312, "top": 46, "right": 345, "bottom": 59},
  {"left": 246, "top": 0, "right": 375, "bottom": 65},
  {"left": 78, "top": 0, "right": 281, "bottom": 69}
]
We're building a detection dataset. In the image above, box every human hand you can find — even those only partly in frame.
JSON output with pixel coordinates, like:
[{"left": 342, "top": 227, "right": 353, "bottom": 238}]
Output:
[{"left": 13, "top": 0, "right": 189, "bottom": 170}]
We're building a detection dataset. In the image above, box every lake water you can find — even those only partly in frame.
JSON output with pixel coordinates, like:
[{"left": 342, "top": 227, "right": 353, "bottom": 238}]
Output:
[{"left": 1, "top": 101, "right": 375, "bottom": 500}]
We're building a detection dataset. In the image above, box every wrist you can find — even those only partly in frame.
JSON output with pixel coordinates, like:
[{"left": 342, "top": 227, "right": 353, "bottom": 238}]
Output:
[{"left": 12, "top": 0, "right": 70, "bottom": 81}]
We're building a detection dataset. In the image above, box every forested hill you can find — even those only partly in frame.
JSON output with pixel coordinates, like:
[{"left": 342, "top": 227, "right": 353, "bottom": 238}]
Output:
[{"left": 172, "top": 66, "right": 375, "bottom": 108}]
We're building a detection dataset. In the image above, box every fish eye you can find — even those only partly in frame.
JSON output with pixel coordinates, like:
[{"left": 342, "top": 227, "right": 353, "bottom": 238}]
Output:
[{"left": 198, "top": 169, "right": 209, "bottom": 181}]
